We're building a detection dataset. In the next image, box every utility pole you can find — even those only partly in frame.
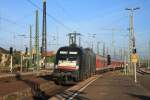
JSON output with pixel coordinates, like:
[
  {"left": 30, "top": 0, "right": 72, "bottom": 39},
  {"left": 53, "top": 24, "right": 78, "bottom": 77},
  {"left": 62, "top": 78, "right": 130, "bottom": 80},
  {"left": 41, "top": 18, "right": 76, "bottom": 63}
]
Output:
[
  {"left": 112, "top": 29, "right": 116, "bottom": 59},
  {"left": 88, "top": 33, "right": 96, "bottom": 50},
  {"left": 13, "top": 33, "right": 16, "bottom": 49},
  {"left": 138, "top": 56, "right": 140, "bottom": 68},
  {"left": 57, "top": 33, "right": 59, "bottom": 49},
  {"left": 100, "top": 28, "right": 116, "bottom": 58},
  {"left": 97, "top": 42, "right": 105, "bottom": 56},
  {"left": 120, "top": 48, "right": 123, "bottom": 60},
  {"left": 124, "top": 48, "right": 127, "bottom": 75},
  {"left": 56, "top": 27, "right": 59, "bottom": 49},
  {"left": 42, "top": 0, "right": 47, "bottom": 66},
  {"left": 148, "top": 40, "right": 150, "bottom": 69},
  {"left": 68, "top": 33, "right": 71, "bottom": 45},
  {"left": 97, "top": 42, "right": 100, "bottom": 55},
  {"left": 35, "top": 10, "right": 40, "bottom": 70},
  {"left": 125, "top": 7, "right": 140, "bottom": 75},
  {"left": 9, "top": 47, "right": 13, "bottom": 73},
  {"left": 17, "top": 34, "right": 26, "bottom": 72},
  {"left": 29, "top": 25, "right": 32, "bottom": 68},
  {"left": 20, "top": 52, "right": 23, "bottom": 72},
  {"left": 103, "top": 43, "right": 105, "bottom": 57},
  {"left": 79, "top": 36, "right": 81, "bottom": 47}
]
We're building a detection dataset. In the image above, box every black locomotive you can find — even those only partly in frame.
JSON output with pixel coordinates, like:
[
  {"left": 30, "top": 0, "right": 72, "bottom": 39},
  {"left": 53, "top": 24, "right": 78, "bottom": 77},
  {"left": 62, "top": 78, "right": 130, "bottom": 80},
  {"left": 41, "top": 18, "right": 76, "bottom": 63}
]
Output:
[{"left": 52, "top": 46, "right": 96, "bottom": 85}]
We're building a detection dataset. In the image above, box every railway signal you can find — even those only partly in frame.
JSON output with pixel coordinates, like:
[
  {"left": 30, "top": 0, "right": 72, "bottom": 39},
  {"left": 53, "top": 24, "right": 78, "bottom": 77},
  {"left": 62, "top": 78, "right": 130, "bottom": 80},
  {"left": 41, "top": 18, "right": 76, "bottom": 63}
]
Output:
[
  {"left": 131, "top": 51, "right": 138, "bottom": 83},
  {"left": 107, "top": 55, "right": 111, "bottom": 65},
  {"left": 9, "top": 47, "right": 13, "bottom": 55},
  {"left": 25, "top": 47, "right": 28, "bottom": 55}
]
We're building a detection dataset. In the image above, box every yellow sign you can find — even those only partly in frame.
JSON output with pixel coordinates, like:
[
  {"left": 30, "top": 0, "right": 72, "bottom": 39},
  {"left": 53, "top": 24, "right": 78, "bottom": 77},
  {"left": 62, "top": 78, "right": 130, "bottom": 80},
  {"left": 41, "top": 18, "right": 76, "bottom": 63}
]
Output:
[{"left": 131, "top": 54, "right": 138, "bottom": 63}]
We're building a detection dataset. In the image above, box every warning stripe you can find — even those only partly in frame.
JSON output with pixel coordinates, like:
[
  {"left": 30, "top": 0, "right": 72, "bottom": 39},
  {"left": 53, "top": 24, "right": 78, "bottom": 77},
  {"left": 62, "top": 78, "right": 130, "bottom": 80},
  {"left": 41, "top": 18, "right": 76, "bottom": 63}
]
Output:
[{"left": 58, "top": 66, "right": 78, "bottom": 70}]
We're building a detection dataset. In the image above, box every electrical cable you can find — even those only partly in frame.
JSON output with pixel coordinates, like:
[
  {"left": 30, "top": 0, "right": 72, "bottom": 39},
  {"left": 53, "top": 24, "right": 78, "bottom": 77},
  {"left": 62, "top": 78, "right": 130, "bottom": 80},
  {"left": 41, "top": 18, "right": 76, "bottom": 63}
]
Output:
[{"left": 26, "top": 0, "right": 73, "bottom": 31}]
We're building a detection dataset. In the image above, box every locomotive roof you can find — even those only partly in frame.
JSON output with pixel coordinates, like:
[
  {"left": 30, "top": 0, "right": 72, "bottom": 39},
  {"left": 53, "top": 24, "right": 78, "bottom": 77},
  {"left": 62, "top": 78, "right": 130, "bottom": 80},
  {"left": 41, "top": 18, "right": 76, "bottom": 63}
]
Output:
[
  {"left": 57, "top": 46, "right": 83, "bottom": 53},
  {"left": 58, "top": 46, "right": 82, "bottom": 50},
  {"left": 57, "top": 46, "right": 95, "bottom": 55}
]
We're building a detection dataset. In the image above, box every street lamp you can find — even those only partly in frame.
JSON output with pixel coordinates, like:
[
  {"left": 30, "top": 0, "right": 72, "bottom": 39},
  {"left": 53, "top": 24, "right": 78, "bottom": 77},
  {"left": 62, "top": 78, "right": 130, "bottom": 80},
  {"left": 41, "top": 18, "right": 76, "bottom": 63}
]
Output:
[
  {"left": 18, "top": 34, "right": 26, "bottom": 72},
  {"left": 125, "top": 7, "right": 140, "bottom": 83},
  {"left": 125, "top": 7, "right": 140, "bottom": 11},
  {"left": 125, "top": 7, "right": 140, "bottom": 52}
]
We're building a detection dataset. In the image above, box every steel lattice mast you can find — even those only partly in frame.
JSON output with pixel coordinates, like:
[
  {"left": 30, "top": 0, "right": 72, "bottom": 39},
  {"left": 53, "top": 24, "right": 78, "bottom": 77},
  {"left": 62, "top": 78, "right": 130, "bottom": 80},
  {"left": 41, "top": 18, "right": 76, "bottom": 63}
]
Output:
[
  {"left": 35, "top": 10, "right": 40, "bottom": 69},
  {"left": 42, "top": 0, "right": 47, "bottom": 60}
]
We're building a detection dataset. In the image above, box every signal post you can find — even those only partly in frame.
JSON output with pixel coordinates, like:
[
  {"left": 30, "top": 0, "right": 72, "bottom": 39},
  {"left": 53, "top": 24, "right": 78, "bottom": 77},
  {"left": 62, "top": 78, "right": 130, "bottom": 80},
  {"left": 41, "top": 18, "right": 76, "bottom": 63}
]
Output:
[{"left": 131, "top": 51, "right": 138, "bottom": 83}]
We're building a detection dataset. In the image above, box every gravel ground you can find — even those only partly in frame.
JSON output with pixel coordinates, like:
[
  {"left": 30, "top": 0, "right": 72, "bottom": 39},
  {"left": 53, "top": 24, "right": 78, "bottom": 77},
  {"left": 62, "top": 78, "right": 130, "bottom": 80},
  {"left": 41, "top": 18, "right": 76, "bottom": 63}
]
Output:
[{"left": 0, "top": 74, "right": 70, "bottom": 100}]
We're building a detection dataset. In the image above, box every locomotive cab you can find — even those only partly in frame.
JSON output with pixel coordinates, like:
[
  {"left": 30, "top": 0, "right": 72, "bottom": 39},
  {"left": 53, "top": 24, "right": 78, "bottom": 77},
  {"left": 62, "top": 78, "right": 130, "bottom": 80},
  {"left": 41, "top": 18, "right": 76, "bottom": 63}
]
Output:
[
  {"left": 53, "top": 46, "right": 82, "bottom": 85},
  {"left": 52, "top": 46, "right": 96, "bottom": 85}
]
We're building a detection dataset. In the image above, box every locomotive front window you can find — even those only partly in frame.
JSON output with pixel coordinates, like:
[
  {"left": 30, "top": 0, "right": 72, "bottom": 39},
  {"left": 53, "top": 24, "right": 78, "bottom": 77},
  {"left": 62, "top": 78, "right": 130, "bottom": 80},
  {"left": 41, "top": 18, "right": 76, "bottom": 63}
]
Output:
[
  {"left": 59, "top": 51, "right": 68, "bottom": 54},
  {"left": 68, "top": 51, "right": 79, "bottom": 60},
  {"left": 58, "top": 50, "right": 68, "bottom": 59},
  {"left": 69, "top": 51, "right": 78, "bottom": 55},
  {"left": 57, "top": 48, "right": 80, "bottom": 62}
]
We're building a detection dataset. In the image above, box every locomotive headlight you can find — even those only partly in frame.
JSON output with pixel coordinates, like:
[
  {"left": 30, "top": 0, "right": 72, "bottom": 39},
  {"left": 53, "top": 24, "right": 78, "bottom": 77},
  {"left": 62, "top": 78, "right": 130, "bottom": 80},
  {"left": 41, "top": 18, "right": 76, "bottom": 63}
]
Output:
[{"left": 55, "top": 65, "right": 58, "bottom": 69}]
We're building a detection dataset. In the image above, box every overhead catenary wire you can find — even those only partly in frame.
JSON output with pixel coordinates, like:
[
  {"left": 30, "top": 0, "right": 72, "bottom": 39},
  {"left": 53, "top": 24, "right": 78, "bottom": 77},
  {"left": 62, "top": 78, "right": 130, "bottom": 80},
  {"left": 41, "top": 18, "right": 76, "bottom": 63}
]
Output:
[
  {"left": 0, "top": 11, "right": 36, "bottom": 51},
  {"left": 0, "top": 13, "right": 35, "bottom": 48},
  {"left": 0, "top": 16, "right": 17, "bottom": 24},
  {"left": 0, "top": 15, "right": 33, "bottom": 35},
  {"left": 26, "top": 0, "right": 73, "bottom": 32},
  {"left": 0, "top": 16, "right": 30, "bottom": 29}
]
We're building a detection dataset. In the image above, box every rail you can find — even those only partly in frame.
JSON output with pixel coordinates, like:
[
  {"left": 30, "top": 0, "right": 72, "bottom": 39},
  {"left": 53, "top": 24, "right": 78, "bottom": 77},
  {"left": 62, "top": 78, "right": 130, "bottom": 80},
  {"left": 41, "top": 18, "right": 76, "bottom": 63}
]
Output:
[{"left": 137, "top": 68, "right": 150, "bottom": 75}]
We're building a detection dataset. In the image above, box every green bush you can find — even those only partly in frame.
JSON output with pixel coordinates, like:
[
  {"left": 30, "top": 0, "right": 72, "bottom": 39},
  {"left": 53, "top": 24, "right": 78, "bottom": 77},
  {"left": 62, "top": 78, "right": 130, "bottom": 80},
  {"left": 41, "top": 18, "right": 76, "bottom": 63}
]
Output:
[
  {"left": 13, "top": 53, "right": 21, "bottom": 65},
  {"left": 47, "top": 55, "right": 56, "bottom": 63}
]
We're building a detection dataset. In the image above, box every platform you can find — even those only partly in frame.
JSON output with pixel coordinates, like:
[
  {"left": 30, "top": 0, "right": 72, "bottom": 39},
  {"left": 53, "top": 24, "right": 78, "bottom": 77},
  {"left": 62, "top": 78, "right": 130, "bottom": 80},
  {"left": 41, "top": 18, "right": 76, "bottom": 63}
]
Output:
[{"left": 73, "top": 72, "right": 150, "bottom": 100}]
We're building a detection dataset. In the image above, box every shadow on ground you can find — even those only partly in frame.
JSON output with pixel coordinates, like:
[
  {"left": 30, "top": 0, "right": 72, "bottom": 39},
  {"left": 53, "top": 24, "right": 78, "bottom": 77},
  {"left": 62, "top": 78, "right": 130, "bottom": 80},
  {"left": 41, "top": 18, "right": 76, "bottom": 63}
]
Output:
[
  {"left": 15, "top": 73, "right": 50, "bottom": 100},
  {"left": 39, "top": 74, "right": 54, "bottom": 81},
  {"left": 127, "top": 93, "right": 150, "bottom": 100}
]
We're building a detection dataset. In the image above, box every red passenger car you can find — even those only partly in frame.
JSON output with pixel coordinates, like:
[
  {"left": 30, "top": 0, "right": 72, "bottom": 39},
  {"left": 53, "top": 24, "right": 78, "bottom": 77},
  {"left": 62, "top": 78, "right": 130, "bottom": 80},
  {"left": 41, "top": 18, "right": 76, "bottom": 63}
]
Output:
[{"left": 96, "top": 54, "right": 124, "bottom": 72}]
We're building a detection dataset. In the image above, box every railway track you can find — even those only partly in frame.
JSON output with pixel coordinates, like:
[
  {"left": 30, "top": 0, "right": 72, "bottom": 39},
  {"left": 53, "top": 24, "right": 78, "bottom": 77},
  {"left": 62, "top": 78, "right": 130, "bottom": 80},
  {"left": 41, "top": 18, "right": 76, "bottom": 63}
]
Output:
[
  {"left": 0, "top": 68, "right": 124, "bottom": 100},
  {"left": 49, "top": 75, "right": 101, "bottom": 100},
  {"left": 0, "top": 72, "right": 70, "bottom": 100},
  {"left": 137, "top": 68, "right": 150, "bottom": 75}
]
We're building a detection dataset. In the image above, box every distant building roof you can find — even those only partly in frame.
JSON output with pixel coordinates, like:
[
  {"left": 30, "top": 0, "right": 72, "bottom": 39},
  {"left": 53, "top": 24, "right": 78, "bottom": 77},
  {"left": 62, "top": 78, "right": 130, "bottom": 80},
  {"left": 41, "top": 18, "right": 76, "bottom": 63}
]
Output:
[
  {"left": 0, "top": 47, "right": 9, "bottom": 54},
  {"left": 47, "top": 51, "right": 56, "bottom": 57}
]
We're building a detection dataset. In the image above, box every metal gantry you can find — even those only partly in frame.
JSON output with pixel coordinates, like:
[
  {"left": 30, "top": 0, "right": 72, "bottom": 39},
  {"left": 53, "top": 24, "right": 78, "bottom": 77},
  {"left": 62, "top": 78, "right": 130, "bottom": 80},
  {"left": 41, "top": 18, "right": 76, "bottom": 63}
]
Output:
[{"left": 68, "top": 32, "right": 81, "bottom": 46}]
